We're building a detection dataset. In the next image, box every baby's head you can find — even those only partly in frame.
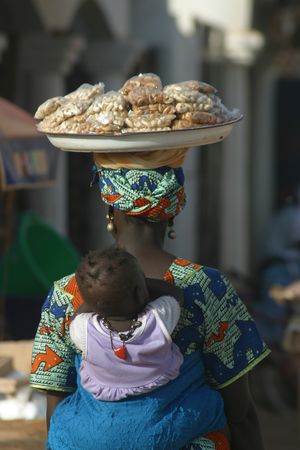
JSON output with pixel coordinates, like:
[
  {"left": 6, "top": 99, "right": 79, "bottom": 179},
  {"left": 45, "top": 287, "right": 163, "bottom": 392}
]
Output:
[{"left": 75, "top": 247, "right": 149, "bottom": 319}]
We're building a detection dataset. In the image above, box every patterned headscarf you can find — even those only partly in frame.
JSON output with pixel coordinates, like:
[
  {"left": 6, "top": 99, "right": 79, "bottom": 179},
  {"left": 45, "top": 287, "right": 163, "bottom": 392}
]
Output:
[{"left": 94, "top": 166, "right": 186, "bottom": 222}]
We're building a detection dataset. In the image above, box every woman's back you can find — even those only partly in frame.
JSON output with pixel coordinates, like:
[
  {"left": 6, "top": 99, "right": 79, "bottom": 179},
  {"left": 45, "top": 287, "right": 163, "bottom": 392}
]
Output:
[{"left": 31, "top": 257, "right": 269, "bottom": 449}]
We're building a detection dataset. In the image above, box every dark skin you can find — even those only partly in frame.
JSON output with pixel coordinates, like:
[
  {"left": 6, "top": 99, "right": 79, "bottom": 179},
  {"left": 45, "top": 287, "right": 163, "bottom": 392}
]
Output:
[{"left": 47, "top": 209, "right": 265, "bottom": 449}]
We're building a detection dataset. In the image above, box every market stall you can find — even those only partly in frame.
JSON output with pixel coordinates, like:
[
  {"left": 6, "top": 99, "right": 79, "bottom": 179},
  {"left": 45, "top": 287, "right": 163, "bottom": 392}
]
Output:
[{"left": 0, "top": 98, "right": 79, "bottom": 341}]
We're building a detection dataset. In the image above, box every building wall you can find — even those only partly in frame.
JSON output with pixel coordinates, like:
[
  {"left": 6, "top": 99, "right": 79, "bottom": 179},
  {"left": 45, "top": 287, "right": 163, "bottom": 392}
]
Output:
[
  {"left": 130, "top": 0, "right": 203, "bottom": 262},
  {"left": 0, "top": 0, "right": 277, "bottom": 274}
]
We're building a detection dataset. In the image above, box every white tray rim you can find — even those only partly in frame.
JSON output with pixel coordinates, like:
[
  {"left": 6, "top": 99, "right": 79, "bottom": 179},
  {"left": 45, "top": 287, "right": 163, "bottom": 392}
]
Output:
[{"left": 44, "top": 115, "right": 243, "bottom": 153}]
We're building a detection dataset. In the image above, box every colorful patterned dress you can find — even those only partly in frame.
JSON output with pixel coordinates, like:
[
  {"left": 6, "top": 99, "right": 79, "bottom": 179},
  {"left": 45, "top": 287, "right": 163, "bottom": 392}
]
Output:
[{"left": 30, "top": 258, "right": 270, "bottom": 450}]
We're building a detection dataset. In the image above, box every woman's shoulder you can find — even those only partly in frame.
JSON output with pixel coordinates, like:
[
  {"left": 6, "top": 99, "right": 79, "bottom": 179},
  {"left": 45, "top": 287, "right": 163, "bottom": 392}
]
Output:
[
  {"left": 46, "top": 273, "right": 83, "bottom": 312},
  {"left": 54, "top": 273, "right": 75, "bottom": 289},
  {"left": 169, "top": 258, "right": 237, "bottom": 311},
  {"left": 169, "top": 257, "right": 226, "bottom": 289}
]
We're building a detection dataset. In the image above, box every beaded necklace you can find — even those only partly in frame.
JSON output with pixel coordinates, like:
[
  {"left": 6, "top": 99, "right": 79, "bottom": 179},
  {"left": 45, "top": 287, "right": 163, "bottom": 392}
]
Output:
[{"left": 100, "top": 317, "right": 142, "bottom": 360}]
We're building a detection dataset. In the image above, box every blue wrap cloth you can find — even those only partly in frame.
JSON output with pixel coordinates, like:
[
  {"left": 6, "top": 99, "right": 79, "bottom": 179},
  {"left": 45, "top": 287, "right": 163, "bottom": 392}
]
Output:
[{"left": 48, "top": 352, "right": 226, "bottom": 450}]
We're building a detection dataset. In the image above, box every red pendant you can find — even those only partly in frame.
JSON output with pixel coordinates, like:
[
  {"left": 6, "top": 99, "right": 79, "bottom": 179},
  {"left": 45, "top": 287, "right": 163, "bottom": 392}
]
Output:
[{"left": 114, "top": 345, "right": 127, "bottom": 360}]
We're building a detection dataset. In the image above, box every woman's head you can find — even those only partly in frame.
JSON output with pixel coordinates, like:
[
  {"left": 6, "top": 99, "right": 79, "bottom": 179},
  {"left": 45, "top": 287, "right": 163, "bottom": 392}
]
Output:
[
  {"left": 95, "top": 166, "right": 186, "bottom": 223},
  {"left": 76, "top": 247, "right": 149, "bottom": 319}
]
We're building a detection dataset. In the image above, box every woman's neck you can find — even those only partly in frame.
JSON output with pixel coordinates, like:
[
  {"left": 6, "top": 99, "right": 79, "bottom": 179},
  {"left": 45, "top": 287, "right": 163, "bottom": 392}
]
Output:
[
  {"left": 116, "top": 228, "right": 175, "bottom": 279},
  {"left": 116, "top": 221, "right": 164, "bottom": 252}
]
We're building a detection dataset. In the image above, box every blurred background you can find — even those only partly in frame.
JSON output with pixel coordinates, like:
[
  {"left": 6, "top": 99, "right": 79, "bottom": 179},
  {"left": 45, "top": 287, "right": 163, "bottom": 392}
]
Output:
[{"left": 0, "top": 1, "right": 299, "bottom": 449}]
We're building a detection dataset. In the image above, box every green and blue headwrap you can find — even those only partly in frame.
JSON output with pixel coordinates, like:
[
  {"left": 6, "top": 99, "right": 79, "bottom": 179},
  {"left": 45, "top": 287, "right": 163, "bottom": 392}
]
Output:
[{"left": 94, "top": 166, "right": 186, "bottom": 222}]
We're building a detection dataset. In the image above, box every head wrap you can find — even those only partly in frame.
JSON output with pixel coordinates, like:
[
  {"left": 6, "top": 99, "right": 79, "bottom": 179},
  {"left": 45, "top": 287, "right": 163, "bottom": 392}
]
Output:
[{"left": 94, "top": 166, "right": 186, "bottom": 222}]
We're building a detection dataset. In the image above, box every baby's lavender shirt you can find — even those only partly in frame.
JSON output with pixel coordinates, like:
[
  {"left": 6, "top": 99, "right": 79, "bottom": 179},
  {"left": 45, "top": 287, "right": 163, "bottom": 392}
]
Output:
[{"left": 79, "top": 305, "right": 183, "bottom": 401}]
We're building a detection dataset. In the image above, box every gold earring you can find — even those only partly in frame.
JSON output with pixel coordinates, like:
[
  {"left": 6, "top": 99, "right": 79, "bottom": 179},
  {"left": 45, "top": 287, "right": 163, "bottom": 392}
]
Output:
[
  {"left": 168, "top": 218, "right": 176, "bottom": 239},
  {"left": 106, "top": 206, "right": 115, "bottom": 233}
]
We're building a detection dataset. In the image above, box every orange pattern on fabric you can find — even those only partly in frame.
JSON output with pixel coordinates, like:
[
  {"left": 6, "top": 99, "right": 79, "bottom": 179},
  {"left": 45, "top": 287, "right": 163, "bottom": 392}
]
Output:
[
  {"left": 174, "top": 258, "right": 202, "bottom": 270},
  {"left": 164, "top": 258, "right": 203, "bottom": 284},
  {"left": 61, "top": 316, "right": 71, "bottom": 335},
  {"left": 206, "top": 322, "right": 229, "bottom": 348},
  {"left": 205, "top": 431, "right": 230, "bottom": 450},
  {"left": 176, "top": 187, "right": 185, "bottom": 215},
  {"left": 39, "top": 324, "right": 54, "bottom": 335},
  {"left": 147, "top": 197, "right": 172, "bottom": 219},
  {"left": 175, "top": 259, "right": 194, "bottom": 267},
  {"left": 31, "top": 345, "right": 63, "bottom": 373},
  {"left": 127, "top": 196, "right": 173, "bottom": 220},
  {"left": 65, "top": 276, "right": 84, "bottom": 311},
  {"left": 132, "top": 198, "right": 152, "bottom": 209},
  {"left": 164, "top": 270, "right": 175, "bottom": 284},
  {"left": 101, "top": 193, "right": 123, "bottom": 203}
]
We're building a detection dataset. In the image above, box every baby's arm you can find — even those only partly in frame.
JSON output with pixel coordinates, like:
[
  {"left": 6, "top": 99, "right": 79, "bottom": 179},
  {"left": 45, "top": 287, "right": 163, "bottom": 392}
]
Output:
[
  {"left": 146, "top": 278, "right": 184, "bottom": 305},
  {"left": 71, "top": 302, "right": 94, "bottom": 318}
]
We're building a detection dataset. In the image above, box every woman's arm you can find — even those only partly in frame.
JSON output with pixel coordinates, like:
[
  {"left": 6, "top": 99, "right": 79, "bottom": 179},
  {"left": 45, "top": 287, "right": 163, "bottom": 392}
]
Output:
[
  {"left": 46, "top": 391, "right": 70, "bottom": 433},
  {"left": 220, "top": 374, "right": 265, "bottom": 450}
]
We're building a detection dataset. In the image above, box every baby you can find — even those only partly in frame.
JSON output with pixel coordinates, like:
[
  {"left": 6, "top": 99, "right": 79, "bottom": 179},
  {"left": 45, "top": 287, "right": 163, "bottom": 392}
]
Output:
[{"left": 70, "top": 247, "right": 183, "bottom": 401}]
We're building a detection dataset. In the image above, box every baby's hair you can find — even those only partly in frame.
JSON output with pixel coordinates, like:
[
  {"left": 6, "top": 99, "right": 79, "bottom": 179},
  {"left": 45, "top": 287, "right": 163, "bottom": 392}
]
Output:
[{"left": 76, "top": 247, "right": 147, "bottom": 317}]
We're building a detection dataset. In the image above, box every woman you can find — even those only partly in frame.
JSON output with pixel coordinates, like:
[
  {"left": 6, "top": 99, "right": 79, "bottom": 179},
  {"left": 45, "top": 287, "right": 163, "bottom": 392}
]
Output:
[
  {"left": 30, "top": 152, "right": 269, "bottom": 449},
  {"left": 255, "top": 203, "right": 300, "bottom": 345}
]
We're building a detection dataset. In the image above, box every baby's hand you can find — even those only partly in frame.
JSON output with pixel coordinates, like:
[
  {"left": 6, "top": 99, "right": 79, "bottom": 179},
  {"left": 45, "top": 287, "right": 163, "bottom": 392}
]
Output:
[
  {"left": 146, "top": 278, "right": 184, "bottom": 305},
  {"left": 71, "top": 302, "right": 94, "bottom": 321}
]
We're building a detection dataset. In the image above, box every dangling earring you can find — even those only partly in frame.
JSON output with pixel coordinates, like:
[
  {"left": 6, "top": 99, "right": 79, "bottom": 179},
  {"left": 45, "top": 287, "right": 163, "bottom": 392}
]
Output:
[
  {"left": 168, "top": 218, "right": 176, "bottom": 239},
  {"left": 106, "top": 206, "right": 115, "bottom": 233}
]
